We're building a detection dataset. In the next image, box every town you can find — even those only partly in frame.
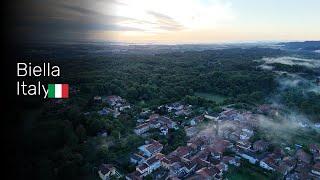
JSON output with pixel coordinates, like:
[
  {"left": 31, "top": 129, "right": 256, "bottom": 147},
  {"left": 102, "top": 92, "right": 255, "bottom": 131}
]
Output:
[{"left": 86, "top": 95, "right": 320, "bottom": 180}]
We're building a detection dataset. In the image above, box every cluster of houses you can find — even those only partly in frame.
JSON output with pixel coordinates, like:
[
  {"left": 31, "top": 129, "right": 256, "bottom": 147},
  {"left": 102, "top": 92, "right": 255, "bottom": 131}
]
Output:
[
  {"left": 126, "top": 136, "right": 240, "bottom": 180},
  {"left": 163, "top": 102, "right": 193, "bottom": 117},
  {"left": 207, "top": 106, "right": 320, "bottom": 179},
  {"left": 134, "top": 114, "right": 178, "bottom": 136},
  {"left": 94, "top": 95, "right": 131, "bottom": 118},
  {"left": 96, "top": 100, "right": 320, "bottom": 180}
]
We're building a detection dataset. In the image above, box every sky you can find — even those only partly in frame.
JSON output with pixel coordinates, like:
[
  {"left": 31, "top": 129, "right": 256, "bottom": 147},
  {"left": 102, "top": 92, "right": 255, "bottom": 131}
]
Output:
[{"left": 14, "top": 0, "right": 320, "bottom": 44}]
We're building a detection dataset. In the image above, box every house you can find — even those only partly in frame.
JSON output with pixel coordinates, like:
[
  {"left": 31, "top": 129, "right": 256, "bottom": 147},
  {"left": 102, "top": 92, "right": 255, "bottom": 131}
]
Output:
[
  {"left": 149, "top": 120, "right": 161, "bottom": 128},
  {"left": 175, "top": 109, "right": 191, "bottom": 116},
  {"left": 145, "top": 156, "right": 161, "bottom": 172},
  {"left": 119, "top": 104, "right": 131, "bottom": 111},
  {"left": 260, "top": 156, "right": 277, "bottom": 171},
  {"left": 126, "top": 171, "right": 143, "bottom": 180},
  {"left": 158, "top": 116, "right": 177, "bottom": 129},
  {"left": 112, "top": 108, "right": 121, "bottom": 118},
  {"left": 98, "top": 107, "right": 120, "bottom": 118},
  {"left": 216, "top": 162, "right": 228, "bottom": 172},
  {"left": 193, "top": 157, "right": 211, "bottom": 169},
  {"left": 276, "top": 156, "right": 296, "bottom": 176},
  {"left": 195, "top": 167, "right": 221, "bottom": 180},
  {"left": 98, "top": 164, "right": 117, "bottom": 180},
  {"left": 160, "top": 126, "right": 169, "bottom": 135},
  {"left": 187, "top": 138, "right": 207, "bottom": 151},
  {"left": 181, "top": 160, "right": 198, "bottom": 174},
  {"left": 166, "top": 102, "right": 184, "bottom": 112},
  {"left": 135, "top": 156, "right": 162, "bottom": 176},
  {"left": 134, "top": 123, "right": 150, "bottom": 135},
  {"left": 239, "top": 128, "right": 254, "bottom": 140},
  {"left": 204, "top": 114, "right": 217, "bottom": 121},
  {"left": 190, "top": 115, "right": 204, "bottom": 126},
  {"left": 207, "top": 139, "right": 231, "bottom": 161},
  {"left": 311, "top": 162, "right": 320, "bottom": 177},
  {"left": 169, "top": 162, "right": 187, "bottom": 178},
  {"left": 161, "top": 157, "right": 172, "bottom": 169},
  {"left": 285, "top": 172, "right": 309, "bottom": 180},
  {"left": 138, "top": 140, "right": 163, "bottom": 157},
  {"left": 237, "top": 151, "right": 259, "bottom": 164},
  {"left": 314, "top": 152, "right": 320, "bottom": 162},
  {"left": 222, "top": 156, "right": 240, "bottom": 167},
  {"left": 105, "top": 95, "right": 124, "bottom": 106},
  {"left": 136, "top": 119, "right": 146, "bottom": 123},
  {"left": 271, "top": 148, "right": 285, "bottom": 161},
  {"left": 169, "top": 160, "right": 197, "bottom": 178},
  {"left": 98, "top": 108, "right": 110, "bottom": 115},
  {"left": 219, "top": 109, "right": 242, "bottom": 121},
  {"left": 236, "top": 140, "right": 251, "bottom": 151},
  {"left": 185, "top": 127, "right": 199, "bottom": 137},
  {"left": 229, "top": 131, "right": 240, "bottom": 141},
  {"left": 136, "top": 163, "right": 149, "bottom": 176},
  {"left": 253, "top": 140, "right": 269, "bottom": 152},
  {"left": 174, "top": 146, "right": 193, "bottom": 158},
  {"left": 94, "top": 96, "right": 102, "bottom": 103},
  {"left": 130, "top": 153, "right": 145, "bottom": 165},
  {"left": 296, "top": 149, "right": 312, "bottom": 164},
  {"left": 310, "top": 144, "right": 320, "bottom": 154}
]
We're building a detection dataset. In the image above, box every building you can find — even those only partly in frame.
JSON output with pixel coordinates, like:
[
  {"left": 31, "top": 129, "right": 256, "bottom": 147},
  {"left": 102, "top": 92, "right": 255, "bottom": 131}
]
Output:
[
  {"left": 253, "top": 140, "right": 269, "bottom": 152},
  {"left": 222, "top": 156, "right": 240, "bottom": 167},
  {"left": 158, "top": 116, "right": 177, "bottom": 129},
  {"left": 166, "top": 102, "right": 184, "bottom": 112},
  {"left": 204, "top": 114, "right": 217, "bottom": 121},
  {"left": 134, "top": 123, "right": 150, "bottom": 135},
  {"left": 94, "top": 96, "right": 102, "bottom": 102},
  {"left": 185, "top": 127, "right": 199, "bottom": 137},
  {"left": 276, "top": 156, "right": 296, "bottom": 176},
  {"left": 130, "top": 153, "right": 145, "bottom": 165},
  {"left": 105, "top": 95, "right": 124, "bottom": 106},
  {"left": 190, "top": 115, "right": 204, "bottom": 126},
  {"left": 311, "top": 163, "right": 320, "bottom": 177},
  {"left": 310, "top": 144, "right": 320, "bottom": 154},
  {"left": 260, "top": 156, "right": 277, "bottom": 171},
  {"left": 135, "top": 156, "right": 162, "bottom": 177},
  {"left": 296, "top": 149, "right": 312, "bottom": 164},
  {"left": 138, "top": 140, "right": 163, "bottom": 157},
  {"left": 126, "top": 171, "right": 143, "bottom": 180},
  {"left": 98, "top": 164, "right": 118, "bottom": 180},
  {"left": 236, "top": 140, "right": 251, "bottom": 151},
  {"left": 237, "top": 151, "right": 259, "bottom": 164},
  {"left": 194, "top": 167, "right": 221, "bottom": 179}
]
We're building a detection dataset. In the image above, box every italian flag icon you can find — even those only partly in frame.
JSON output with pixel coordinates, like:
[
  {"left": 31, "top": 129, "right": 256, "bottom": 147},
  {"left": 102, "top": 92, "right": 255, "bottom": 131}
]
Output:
[{"left": 48, "top": 84, "right": 69, "bottom": 98}]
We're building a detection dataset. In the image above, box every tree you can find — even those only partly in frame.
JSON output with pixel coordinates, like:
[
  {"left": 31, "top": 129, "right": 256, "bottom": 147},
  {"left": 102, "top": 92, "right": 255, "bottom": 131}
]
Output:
[{"left": 75, "top": 124, "right": 87, "bottom": 142}]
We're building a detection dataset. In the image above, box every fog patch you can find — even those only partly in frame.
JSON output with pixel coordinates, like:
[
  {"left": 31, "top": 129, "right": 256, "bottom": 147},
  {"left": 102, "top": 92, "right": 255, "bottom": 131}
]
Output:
[
  {"left": 277, "top": 73, "right": 320, "bottom": 94},
  {"left": 261, "top": 56, "right": 320, "bottom": 68},
  {"left": 258, "top": 64, "right": 274, "bottom": 70}
]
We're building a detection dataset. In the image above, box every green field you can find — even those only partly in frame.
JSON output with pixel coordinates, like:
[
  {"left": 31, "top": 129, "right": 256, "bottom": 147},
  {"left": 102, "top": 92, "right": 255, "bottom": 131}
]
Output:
[{"left": 194, "top": 92, "right": 227, "bottom": 103}]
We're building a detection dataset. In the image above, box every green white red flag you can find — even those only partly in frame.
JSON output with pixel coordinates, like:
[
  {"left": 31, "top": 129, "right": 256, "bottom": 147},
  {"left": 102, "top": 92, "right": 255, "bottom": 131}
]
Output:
[{"left": 48, "top": 84, "right": 69, "bottom": 98}]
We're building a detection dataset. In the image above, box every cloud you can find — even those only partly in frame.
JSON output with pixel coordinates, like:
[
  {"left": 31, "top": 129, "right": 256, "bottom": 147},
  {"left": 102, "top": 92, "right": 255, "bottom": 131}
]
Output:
[
  {"left": 13, "top": 0, "right": 235, "bottom": 42},
  {"left": 147, "top": 11, "right": 184, "bottom": 31},
  {"left": 104, "top": 0, "right": 234, "bottom": 33},
  {"left": 13, "top": 0, "right": 147, "bottom": 42}
]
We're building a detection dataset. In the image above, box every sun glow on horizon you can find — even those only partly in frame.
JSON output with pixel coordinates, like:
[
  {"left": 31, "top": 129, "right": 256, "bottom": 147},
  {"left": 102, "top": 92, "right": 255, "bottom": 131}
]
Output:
[{"left": 88, "top": 0, "right": 320, "bottom": 43}]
